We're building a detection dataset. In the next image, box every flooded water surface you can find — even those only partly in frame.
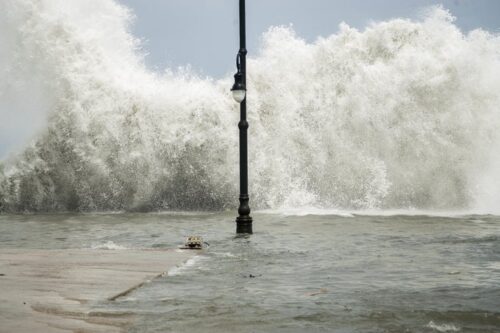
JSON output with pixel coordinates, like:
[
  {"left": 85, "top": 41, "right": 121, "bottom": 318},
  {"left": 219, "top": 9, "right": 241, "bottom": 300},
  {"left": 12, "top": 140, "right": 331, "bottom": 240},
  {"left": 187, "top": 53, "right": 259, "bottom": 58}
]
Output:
[{"left": 1, "top": 212, "right": 499, "bottom": 332}]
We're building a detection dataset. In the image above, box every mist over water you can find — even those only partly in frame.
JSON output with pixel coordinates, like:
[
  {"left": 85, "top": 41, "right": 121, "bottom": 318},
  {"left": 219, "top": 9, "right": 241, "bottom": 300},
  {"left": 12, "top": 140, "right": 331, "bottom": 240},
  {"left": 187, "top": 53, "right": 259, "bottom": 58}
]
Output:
[{"left": 1, "top": 0, "right": 500, "bottom": 213}]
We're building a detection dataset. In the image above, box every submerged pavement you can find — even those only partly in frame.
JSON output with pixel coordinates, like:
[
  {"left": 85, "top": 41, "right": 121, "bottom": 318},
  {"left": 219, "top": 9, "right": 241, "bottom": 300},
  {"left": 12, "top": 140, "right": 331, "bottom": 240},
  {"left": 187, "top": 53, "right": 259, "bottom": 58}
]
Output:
[{"left": 0, "top": 248, "right": 195, "bottom": 333}]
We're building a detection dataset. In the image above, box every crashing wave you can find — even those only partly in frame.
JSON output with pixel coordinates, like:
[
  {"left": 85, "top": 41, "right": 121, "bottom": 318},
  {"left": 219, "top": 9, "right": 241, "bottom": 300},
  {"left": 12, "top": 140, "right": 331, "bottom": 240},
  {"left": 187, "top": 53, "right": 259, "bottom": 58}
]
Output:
[{"left": 1, "top": 1, "right": 500, "bottom": 213}]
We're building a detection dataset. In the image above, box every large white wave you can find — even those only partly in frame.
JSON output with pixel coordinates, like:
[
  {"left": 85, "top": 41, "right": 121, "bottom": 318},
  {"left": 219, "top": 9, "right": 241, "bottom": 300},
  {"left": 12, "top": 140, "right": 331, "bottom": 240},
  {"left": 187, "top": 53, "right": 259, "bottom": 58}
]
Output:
[{"left": 1, "top": 0, "right": 500, "bottom": 213}]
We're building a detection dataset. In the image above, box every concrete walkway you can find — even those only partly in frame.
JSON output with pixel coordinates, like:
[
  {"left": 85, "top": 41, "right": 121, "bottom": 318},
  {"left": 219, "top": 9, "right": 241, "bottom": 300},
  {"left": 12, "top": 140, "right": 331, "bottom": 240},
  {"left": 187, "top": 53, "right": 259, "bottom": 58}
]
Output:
[{"left": 0, "top": 248, "right": 195, "bottom": 333}]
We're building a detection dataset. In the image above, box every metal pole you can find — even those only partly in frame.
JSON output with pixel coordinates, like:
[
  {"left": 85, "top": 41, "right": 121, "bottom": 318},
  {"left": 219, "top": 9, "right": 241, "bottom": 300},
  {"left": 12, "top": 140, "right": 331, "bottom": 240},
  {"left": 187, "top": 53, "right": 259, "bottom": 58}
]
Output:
[{"left": 236, "top": 0, "right": 252, "bottom": 234}]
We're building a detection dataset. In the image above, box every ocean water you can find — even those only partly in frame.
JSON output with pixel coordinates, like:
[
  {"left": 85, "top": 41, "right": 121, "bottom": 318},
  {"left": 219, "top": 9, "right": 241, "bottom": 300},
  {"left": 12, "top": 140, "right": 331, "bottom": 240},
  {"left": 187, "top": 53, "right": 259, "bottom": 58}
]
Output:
[{"left": 1, "top": 212, "right": 499, "bottom": 332}]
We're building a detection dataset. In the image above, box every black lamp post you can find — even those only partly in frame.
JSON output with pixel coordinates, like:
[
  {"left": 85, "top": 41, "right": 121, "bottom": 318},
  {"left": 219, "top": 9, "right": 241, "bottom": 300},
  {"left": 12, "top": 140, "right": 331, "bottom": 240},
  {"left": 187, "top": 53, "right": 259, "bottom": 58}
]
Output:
[{"left": 231, "top": 0, "right": 252, "bottom": 234}]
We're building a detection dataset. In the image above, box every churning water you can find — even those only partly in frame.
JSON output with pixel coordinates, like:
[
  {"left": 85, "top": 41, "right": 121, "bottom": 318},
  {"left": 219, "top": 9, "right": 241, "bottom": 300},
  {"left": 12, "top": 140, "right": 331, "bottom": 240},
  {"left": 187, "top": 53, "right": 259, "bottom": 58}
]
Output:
[
  {"left": 1, "top": 212, "right": 499, "bottom": 332},
  {"left": 2, "top": 1, "right": 500, "bottom": 213}
]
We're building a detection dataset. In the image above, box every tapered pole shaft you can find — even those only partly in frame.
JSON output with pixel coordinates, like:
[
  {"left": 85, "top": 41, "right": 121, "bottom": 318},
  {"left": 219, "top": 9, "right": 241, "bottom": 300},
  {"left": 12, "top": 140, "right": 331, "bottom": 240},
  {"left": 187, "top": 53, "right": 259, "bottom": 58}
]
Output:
[{"left": 236, "top": 0, "right": 252, "bottom": 234}]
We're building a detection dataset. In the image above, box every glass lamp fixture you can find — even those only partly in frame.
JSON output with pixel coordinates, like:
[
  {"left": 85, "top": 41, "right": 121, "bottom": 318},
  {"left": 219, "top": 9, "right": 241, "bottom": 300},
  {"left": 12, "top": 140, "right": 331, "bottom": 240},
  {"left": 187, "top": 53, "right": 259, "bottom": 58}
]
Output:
[{"left": 231, "top": 71, "right": 246, "bottom": 103}]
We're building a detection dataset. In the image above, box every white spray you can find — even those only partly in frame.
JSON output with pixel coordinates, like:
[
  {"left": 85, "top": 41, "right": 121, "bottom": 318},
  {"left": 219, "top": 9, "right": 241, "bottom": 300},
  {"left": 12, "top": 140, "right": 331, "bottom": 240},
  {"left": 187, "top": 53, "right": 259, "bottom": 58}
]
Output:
[{"left": 1, "top": 0, "right": 500, "bottom": 213}]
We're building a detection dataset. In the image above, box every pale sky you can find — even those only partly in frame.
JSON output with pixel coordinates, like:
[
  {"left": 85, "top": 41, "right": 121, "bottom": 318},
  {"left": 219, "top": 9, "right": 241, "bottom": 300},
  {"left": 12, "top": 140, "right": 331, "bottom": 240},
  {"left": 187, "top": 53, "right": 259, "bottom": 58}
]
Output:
[{"left": 118, "top": 0, "right": 500, "bottom": 78}]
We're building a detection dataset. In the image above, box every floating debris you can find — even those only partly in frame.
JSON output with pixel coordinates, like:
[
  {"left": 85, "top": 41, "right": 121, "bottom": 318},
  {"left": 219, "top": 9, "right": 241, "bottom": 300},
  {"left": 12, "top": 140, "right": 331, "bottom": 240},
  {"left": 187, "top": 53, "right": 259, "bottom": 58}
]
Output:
[{"left": 179, "top": 236, "right": 204, "bottom": 250}]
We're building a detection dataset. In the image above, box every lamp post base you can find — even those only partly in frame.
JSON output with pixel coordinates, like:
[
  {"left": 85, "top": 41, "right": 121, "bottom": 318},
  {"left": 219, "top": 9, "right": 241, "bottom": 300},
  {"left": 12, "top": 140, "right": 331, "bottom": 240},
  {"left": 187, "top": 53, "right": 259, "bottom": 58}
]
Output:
[{"left": 236, "top": 216, "right": 253, "bottom": 234}]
